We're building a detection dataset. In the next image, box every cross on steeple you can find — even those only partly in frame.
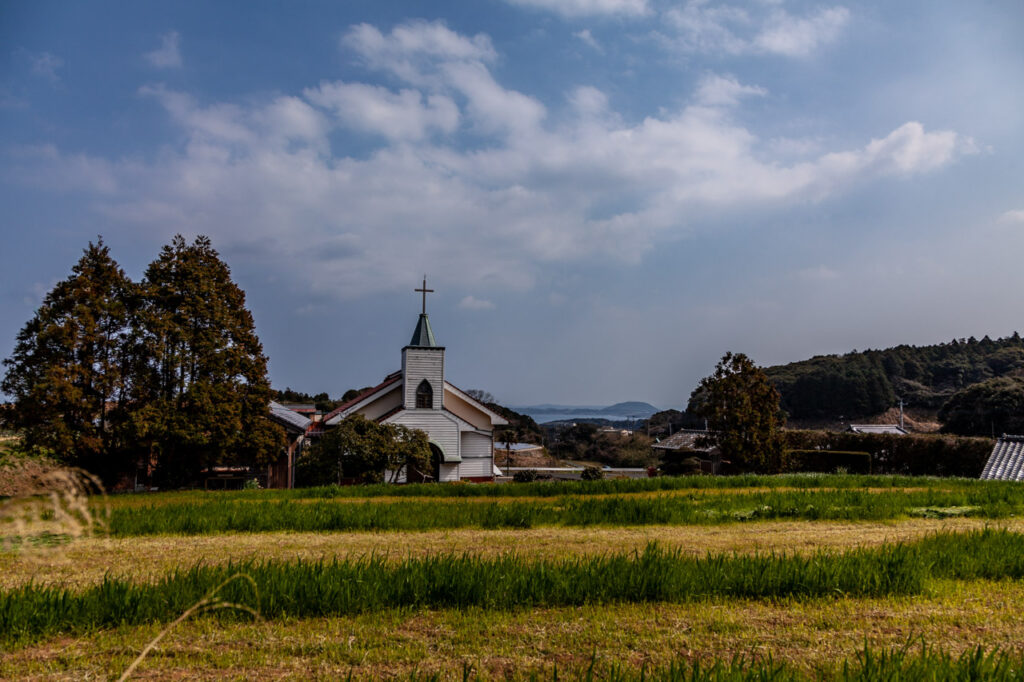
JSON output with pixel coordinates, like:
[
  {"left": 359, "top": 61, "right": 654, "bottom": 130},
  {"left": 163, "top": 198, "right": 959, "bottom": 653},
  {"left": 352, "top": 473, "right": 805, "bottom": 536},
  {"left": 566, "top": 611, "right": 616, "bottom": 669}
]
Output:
[{"left": 415, "top": 276, "right": 434, "bottom": 315}]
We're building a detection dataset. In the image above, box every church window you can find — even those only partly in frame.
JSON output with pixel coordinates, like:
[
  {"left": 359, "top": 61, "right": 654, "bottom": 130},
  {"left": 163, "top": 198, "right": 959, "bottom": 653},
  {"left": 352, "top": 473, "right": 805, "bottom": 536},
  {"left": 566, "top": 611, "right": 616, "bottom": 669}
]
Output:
[{"left": 416, "top": 380, "right": 433, "bottom": 409}]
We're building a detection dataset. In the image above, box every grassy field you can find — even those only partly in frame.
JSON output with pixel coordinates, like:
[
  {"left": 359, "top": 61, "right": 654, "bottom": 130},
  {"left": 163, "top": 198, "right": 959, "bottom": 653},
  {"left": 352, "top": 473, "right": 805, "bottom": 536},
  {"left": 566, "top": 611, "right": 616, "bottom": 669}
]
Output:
[
  {"left": 4, "top": 476, "right": 1024, "bottom": 679},
  {"left": 97, "top": 477, "right": 1024, "bottom": 536}
]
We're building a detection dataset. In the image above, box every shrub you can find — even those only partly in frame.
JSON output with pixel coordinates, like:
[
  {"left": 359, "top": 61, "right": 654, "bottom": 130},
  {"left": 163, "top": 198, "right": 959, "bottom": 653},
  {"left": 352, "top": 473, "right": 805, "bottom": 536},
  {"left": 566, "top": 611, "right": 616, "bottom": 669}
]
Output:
[
  {"left": 782, "top": 430, "right": 992, "bottom": 477},
  {"left": 788, "top": 450, "right": 871, "bottom": 474},
  {"left": 580, "top": 466, "right": 604, "bottom": 481},
  {"left": 513, "top": 469, "right": 539, "bottom": 483}
]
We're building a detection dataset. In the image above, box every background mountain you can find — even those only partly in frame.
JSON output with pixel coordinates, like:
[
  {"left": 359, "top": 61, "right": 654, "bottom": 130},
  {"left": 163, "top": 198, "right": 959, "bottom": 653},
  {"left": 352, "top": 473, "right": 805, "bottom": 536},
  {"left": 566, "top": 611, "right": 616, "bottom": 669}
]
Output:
[
  {"left": 763, "top": 333, "right": 1024, "bottom": 430},
  {"left": 513, "top": 402, "right": 659, "bottom": 419}
]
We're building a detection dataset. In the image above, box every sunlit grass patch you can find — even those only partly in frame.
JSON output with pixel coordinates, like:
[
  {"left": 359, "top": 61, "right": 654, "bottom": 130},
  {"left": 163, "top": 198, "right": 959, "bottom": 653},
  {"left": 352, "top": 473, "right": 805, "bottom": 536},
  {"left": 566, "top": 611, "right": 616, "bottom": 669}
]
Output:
[{"left": 6, "top": 584, "right": 1024, "bottom": 679}]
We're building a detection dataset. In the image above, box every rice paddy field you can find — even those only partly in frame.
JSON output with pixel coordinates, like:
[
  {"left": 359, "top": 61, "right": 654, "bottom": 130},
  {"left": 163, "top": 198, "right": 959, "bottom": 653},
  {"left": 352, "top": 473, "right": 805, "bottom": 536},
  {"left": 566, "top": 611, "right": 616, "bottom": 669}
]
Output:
[{"left": 4, "top": 474, "right": 1024, "bottom": 679}]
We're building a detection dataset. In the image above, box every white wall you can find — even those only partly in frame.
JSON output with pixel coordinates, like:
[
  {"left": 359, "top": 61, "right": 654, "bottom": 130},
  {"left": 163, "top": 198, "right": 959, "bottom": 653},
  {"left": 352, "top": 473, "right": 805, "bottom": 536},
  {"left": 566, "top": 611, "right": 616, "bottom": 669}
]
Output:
[
  {"left": 389, "top": 410, "right": 460, "bottom": 461},
  {"left": 402, "top": 348, "right": 444, "bottom": 409}
]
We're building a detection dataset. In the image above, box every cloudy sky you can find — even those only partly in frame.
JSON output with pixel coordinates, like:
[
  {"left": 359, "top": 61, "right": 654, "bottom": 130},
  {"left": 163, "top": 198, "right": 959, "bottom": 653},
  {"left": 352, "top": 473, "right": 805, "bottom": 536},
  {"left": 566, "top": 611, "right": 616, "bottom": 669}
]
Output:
[{"left": 2, "top": 1, "right": 1023, "bottom": 408}]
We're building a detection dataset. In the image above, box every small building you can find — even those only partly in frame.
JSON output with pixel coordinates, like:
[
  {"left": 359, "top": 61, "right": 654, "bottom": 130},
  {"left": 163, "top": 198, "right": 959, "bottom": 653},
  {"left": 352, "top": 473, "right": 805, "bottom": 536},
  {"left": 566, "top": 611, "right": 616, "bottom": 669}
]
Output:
[
  {"left": 847, "top": 424, "right": 909, "bottom": 435},
  {"left": 980, "top": 435, "right": 1024, "bottom": 481},
  {"left": 266, "top": 400, "right": 313, "bottom": 489},
  {"left": 652, "top": 429, "right": 721, "bottom": 474}
]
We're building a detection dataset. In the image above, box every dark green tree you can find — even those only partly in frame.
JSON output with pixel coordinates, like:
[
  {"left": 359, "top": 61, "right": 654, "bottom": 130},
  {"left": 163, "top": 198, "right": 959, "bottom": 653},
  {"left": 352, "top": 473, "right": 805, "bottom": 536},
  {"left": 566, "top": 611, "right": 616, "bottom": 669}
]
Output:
[
  {"left": 692, "top": 352, "right": 786, "bottom": 472},
  {"left": 939, "top": 376, "right": 1024, "bottom": 437},
  {"left": 295, "top": 414, "right": 430, "bottom": 486},
  {"left": 1, "top": 239, "right": 138, "bottom": 481},
  {"left": 133, "top": 235, "right": 283, "bottom": 485}
]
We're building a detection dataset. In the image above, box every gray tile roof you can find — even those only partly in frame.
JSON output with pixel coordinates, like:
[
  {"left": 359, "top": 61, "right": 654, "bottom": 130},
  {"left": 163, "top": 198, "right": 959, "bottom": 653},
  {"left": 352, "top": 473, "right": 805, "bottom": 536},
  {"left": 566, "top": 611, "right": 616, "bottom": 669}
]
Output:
[
  {"left": 651, "top": 429, "right": 716, "bottom": 452},
  {"left": 981, "top": 435, "right": 1024, "bottom": 480},
  {"left": 269, "top": 401, "right": 312, "bottom": 432},
  {"left": 848, "top": 424, "right": 910, "bottom": 435}
]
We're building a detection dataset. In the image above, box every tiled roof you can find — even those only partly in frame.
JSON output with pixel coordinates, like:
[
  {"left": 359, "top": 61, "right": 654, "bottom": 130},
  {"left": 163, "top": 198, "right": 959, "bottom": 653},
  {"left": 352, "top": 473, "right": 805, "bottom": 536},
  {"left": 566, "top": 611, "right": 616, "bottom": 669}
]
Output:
[
  {"left": 981, "top": 435, "right": 1024, "bottom": 480},
  {"left": 849, "top": 424, "right": 909, "bottom": 435},
  {"left": 320, "top": 371, "right": 403, "bottom": 424},
  {"left": 651, "top": 429, "right": 716, "bottom": 452},
  {"left": 269, "top": 401, "right": 312, "bottom": 432}
]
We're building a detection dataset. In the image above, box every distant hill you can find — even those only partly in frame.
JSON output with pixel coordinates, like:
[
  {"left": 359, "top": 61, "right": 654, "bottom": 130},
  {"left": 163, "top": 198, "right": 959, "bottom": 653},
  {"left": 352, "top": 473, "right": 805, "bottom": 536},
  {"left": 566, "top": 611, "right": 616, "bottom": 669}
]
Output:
[
  {"left": 514, "top": 401, "right": 659, "bottom": 419},
  {"left": 764, "top": 333, "right": 1024, "bottom": 420}
]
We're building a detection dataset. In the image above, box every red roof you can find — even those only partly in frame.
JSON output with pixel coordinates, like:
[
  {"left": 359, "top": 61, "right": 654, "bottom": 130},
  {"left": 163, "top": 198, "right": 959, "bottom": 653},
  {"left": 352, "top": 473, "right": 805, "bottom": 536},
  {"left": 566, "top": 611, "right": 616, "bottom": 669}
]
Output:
[{"left": 320, "top": 371, "right": 402, "bottom": 424}]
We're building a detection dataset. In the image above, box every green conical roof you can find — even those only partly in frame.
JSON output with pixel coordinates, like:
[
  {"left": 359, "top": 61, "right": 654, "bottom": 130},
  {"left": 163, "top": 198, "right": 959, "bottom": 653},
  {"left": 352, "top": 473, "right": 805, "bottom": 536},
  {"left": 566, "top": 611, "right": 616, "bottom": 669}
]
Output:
[{"left": 408, "top": 313, "right": 438, "bottom": 347}]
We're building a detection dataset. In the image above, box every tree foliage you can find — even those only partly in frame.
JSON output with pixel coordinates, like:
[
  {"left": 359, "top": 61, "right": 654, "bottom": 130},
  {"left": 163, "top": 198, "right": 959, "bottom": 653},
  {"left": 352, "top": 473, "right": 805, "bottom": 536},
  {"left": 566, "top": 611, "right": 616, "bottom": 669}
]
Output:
[
  {"left": 272, "top": 387, "right": 347, "bottom": 413},
  {"left": 692, "top": 352, "right": 786, "bottom": 472},
  {"left": 1, "top": 239, "right": 138, "bottom": 481},
  {"left": 295, "top": 414, "right": 430, "bottom": 486},
  {"left": 938, "top": 376, "right": 1024, "bottom": 437},
  {"left": 2, "top": 235, "right": 284, "bottom": 487},
  {"left": 131, "top": 235, "right": 283, "bottom": 485},
  {"left": 546, "top": 422, "right": 655, "bottom": 467},
  {"left": 767, "top": 334, "right": 1024, "bottom": 420}
]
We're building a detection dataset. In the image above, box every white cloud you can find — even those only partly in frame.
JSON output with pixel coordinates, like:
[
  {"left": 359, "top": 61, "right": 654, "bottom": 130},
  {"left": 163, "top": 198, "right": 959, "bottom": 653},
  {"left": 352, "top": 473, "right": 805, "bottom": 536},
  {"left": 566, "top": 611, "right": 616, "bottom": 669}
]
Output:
[
  {"left": 505, "top": 0, "right": 649, "bottom": 18},
  {"left": 574, "top": 29, "right": 602, "bottom": 51},
  {"left": 663, "top": 2, "right": 848, "bottom": 57},
  {"left": 754, "top": 7, "right": 849, "bottom": 57},
  {"left": 15, "top": 23, "right": 974, "bottom": 302},
  {"left": 306, "top": 82, "right": 458, "bottom": 140},
  {"left": 999, "top": 209, "right": 1024, "bottom": 225},
  {"left": 344, "top": 20, "right": 495, "bottom": 85},
  {"left": 145, "top": 31, "right": 182, "bottom": 68},
  {"left": 694, "top": 73, "right": 766, "bottom": 106},
  {"left": 459, "top": 295, "right": 496, "bottom": 310},
  {"left": 30, "top": 52, "right": 63, "bottom": 82}
]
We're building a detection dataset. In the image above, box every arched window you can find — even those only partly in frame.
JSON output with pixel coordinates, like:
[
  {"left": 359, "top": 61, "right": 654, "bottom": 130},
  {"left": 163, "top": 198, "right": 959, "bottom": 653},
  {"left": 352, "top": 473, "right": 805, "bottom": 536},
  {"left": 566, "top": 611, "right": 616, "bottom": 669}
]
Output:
[{"left": 416, "top": 379, "right": 433, "bottom": 409}]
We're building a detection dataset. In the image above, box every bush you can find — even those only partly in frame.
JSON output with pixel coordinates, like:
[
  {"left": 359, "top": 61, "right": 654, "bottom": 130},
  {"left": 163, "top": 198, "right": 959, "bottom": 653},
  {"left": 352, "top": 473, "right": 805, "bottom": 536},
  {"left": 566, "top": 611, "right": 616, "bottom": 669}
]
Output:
[
  {"left": 659, "top": 453, "right": 705, "bottom": 477},
  {"left": 782, "top": 430, "right": 991, "bottom": 477},
  {"left": 788, "top": 450, "right": 871, "bottom": 474},
  {"left": 513, "top": 469, "right": 539, "bottom": 483},
  {"left": 580, "top": 466, "right": 604, "bottom": 481}
]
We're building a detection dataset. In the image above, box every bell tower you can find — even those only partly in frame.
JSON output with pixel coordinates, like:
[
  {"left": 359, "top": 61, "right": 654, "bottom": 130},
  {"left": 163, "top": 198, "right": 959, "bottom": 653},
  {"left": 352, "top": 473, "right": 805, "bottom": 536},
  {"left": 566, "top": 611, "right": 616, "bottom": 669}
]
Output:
[{"left": 402, "top": 277, "right": 444, "bottom": 410}]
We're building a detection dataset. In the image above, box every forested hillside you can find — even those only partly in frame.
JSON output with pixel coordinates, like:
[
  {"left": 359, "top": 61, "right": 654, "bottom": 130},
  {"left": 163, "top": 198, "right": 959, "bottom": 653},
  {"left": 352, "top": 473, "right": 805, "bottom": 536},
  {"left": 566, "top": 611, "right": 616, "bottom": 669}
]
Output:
[{"left": 766, "top": 334, "right": 1024, "bottom": 421}]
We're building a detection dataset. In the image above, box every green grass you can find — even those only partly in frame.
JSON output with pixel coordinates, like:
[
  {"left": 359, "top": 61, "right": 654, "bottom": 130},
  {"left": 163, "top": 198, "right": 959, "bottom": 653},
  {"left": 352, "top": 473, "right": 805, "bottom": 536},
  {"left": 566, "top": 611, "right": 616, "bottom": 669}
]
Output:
[
  {"left": 105, "top": 474, "right": 1021, "bottom": 506},
  {"left": 9, "top": 528, "right": 1024, "bottom": 649},
  {"left": 102, "top": 484, "right": 1024, "bottom": 536},
  {"left": 0, "top": 539, "right": 929, "bottom": 646},
  {"left": 466, "top": 645, "right": 1024, "bottom": 681}
]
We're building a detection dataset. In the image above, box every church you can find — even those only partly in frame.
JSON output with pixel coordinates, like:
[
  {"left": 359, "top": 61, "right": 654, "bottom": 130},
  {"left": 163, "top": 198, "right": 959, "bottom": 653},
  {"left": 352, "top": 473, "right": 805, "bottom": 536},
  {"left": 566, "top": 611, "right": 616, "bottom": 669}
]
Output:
[{"left": 312, "top": 279, "right": 508, "bottom": 483}]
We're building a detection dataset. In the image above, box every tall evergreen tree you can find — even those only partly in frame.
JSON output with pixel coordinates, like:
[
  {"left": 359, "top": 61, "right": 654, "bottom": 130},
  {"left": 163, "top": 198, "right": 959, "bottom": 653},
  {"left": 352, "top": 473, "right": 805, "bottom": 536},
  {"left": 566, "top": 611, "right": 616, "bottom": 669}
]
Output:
[
  {"left": 692, "top": 352, "right": 787, "bottom": 473},
  {"left": 133, "top": 235, "right": 283, "bottom": 485},
  {"left": 1, "top": 239, "right": 137, "bottom": 480}
]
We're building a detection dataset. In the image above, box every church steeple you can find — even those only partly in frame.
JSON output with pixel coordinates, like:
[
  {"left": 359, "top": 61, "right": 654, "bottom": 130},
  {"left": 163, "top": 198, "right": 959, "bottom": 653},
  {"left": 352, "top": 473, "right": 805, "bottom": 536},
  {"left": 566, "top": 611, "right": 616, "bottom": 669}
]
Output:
[
  {"left": 402, "top": 276, "right": 445, "bottom": 410},
  {"left": 407, "top": 277, "right": 441, "bottom": 348},
  {"left": 409, "top": 313, "right": 438, "bottom": 347}
]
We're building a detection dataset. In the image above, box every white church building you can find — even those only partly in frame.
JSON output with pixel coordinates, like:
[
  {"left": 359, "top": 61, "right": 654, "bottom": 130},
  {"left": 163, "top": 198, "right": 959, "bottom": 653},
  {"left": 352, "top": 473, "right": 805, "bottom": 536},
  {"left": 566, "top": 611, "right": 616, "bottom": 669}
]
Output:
[{"left": 316, "top": 282, "right": 508, "bottom": 483}]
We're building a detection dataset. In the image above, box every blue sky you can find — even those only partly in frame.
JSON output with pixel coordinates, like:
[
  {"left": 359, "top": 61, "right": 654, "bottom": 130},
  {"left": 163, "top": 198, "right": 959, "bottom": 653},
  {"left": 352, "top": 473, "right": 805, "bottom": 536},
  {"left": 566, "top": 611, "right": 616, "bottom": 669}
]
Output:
[{"left": 2, "top": 0, "right": 1023, "bottom": 408}]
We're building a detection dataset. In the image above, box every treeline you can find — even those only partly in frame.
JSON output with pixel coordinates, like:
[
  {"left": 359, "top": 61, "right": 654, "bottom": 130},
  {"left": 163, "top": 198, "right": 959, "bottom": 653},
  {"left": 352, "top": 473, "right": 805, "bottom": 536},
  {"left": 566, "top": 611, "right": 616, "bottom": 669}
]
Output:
[
  {"left": 0, "top": 237, "right": 283, "bottom": 486},
  {"left": 271, "top": 387, "right": 374, "bottom": 414},
  {"left": 765, "top": 334, "right": 1024, "bottom": 425}
]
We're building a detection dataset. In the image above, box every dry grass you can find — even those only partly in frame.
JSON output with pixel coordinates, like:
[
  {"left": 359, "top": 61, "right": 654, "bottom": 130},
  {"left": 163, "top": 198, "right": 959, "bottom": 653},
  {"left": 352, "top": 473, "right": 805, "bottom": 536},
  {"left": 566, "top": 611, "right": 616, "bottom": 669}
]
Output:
[
  {"left": 0, "top": 467, "right": 108, "bottom": 552},
  {"left": 4, "top": 517, "right": 1022, "bottom": 590},
  {"left": 4, "top": 579, "right": 1024, "bottom": 680}
]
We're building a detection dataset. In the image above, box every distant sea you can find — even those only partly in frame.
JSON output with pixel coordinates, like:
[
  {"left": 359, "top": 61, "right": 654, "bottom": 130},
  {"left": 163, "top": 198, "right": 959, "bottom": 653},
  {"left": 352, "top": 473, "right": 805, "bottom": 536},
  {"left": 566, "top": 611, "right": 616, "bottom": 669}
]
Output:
[{"left": 520, "top": 411, "right": 644, "bottom": 425}]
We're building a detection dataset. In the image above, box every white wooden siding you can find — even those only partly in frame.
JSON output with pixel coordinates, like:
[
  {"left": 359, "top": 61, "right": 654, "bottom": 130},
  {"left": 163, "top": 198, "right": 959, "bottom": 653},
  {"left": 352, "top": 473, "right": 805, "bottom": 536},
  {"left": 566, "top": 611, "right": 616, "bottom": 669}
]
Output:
[
  {"left": 458, "top": 457, "right": 492, "bottom": 478},
  {"left": 388, "top": 410, "right": 460, "bottom": 460},
  {"left": 461, "top": 432, "right": 492, "bottom": 458},
  {"left": 445, "top": 391, "right": 490, "bottom": 429},
  {"left": 439, "top": 462, "right": 460, "bottom": 482},
  {"left": 402, "top": 348, "right": 445, "bottom": 409}
]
